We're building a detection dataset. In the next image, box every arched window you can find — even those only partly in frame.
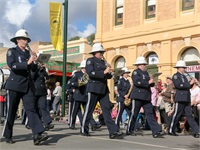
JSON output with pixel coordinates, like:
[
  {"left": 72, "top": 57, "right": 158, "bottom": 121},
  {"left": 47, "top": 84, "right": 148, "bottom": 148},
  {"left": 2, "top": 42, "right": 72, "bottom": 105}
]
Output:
[
  {"left": 114, "top": 56, "right": 126, "bottom": 69},
  {"left": 182, "top": 47, "right": 200, "bottom": 62},
  {"left": 146, "top": 52, "right": 158, "bottom": 64}
]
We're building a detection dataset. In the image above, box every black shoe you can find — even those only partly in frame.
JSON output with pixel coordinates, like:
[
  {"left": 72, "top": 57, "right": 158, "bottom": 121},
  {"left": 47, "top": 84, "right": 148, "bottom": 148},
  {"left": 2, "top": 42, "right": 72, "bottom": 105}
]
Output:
[
  {"left": 168, "top": 131, "right": 179, "bottom": 136},
  {"left": 33, "top": 134, "right": 49, "bottom": 145},
  {"left": 153, "top": 131, "right": 165, "bottom": 138},
  {"left": 126, "top": 131, "right": 136, "bottom": 136},
  {"left": 69, "top": 125, "right": 77, "bottom": 130},
  {"left": 25, "top": 125, "right": 31, "bottom": 130},
  {"left": 91, "top": 124, "right": 102, "bottom": 131},
  {"left": 80, "top": 132, "right": 91, "bottom": 137},
  {"left": 109, "top": 131, "right": 123, "bottom": 139},
  {"left": 5, "top": 138, "right": 15, "bottom": 144},
  {"left": 194, "top": 133, "right": 200, "bottom": 138},
  {"left": 45, "top": 124, "right": 54, "bottom": 131}
]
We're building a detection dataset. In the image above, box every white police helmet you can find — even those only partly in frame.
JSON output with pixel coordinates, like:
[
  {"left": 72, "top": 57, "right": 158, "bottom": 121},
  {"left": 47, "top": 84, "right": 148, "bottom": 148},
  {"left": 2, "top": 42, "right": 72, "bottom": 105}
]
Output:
[
  {"left": 134, "top": 56, "right": 148, "bottom": 65},
  {"left": 173, "top": 60, "right": 187, "bottom": 68},
  {"left": 121, "top": 67, "right": 130, "bottom": 74},
  {"left": 78, "top": 60, "right": 86, "bottom": 68},
  {"left": 89, "top": 43, "right": 106, "bottom": 54},
  {"left": 10, "top": 29, "right": 31, "bottom": 43}
]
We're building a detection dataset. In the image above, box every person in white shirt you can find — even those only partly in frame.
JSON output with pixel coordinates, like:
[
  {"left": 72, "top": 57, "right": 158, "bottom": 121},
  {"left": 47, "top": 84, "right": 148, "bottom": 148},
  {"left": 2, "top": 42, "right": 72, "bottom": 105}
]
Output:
[
  {"left": 53, "top": 82, "right": 62, "bottom": 116},
  {"left": 46, "top": 85, "right": 52, "bottom": 112}
]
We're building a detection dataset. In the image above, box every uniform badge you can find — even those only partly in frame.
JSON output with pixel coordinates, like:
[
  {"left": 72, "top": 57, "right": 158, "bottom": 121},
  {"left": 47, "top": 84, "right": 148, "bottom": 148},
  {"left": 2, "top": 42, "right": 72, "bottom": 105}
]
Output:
[
  {"left": 173, "top": 75, "right": 177, "bottom": 80},
  {"left": 87, "top": 60, "right": 91, "bottom": 65},
  {"left": 7, "top": 50, "right": 12, "bottom": 56},
  {"left": 12, "top": 65, "right": 16, "bottom": 69},
  {"left": 133, "top": 71, "right": 137, "bottom": 75},
  {"left": 91, "top": 71, "right": 95, "bottom": 75},
  {"left": 118, "top": 80, "right": 120, "bottom": 84},
  {"left": 67, "top": 80, "right": 70, "bottom": 84},
  {"left": 137, "top": 81, "right": 141, "bottom": 84}
]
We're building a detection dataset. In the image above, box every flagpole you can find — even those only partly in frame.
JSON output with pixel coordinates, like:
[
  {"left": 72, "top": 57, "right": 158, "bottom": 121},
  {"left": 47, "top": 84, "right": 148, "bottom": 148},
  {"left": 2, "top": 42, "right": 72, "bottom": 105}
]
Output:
[{"left": 62, "top": 0, "right": 68, "bottom": 117}]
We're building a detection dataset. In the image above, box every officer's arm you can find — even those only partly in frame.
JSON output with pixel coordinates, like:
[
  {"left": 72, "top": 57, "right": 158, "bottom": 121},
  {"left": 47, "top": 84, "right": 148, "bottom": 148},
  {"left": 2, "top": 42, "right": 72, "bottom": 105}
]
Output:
[
  {"left": 7, "top": 49, "right": 29, "bottom": 70},
  {"left": 85, "top": 59, "right": 105, "bottom": 79},
  {"left": 70, "top": 73, "right": 79, "bottom": 88},
  {"left": 172, "top": 75, "right": 190, "bottom": 90},
  {"left": 132, "top": 71, "right": 149, "bottom": 88},
  {"left": 117, "top": 80, "right": 124, "bottom": 97}
]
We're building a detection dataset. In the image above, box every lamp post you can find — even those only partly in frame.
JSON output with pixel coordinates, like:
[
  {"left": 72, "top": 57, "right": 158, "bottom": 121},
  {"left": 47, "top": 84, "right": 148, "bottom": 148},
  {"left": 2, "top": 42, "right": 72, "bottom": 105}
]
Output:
[{"left": 61, "top": 0, "right": 68, "bottom": 117}]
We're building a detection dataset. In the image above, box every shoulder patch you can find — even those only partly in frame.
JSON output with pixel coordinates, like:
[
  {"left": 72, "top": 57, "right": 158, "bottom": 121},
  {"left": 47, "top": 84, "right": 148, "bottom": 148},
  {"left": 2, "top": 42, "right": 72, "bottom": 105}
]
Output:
[
  {"left": 87, "top": 60, "right": 91, "bottom": 65},
  {"left": 173, "top": 75, "right": 177, "bottom": 80},
  {"left": 91, "top": 71, "right": 95, "bottom": 75},
  {"left": 67, "top": 80, "right": 70, "bottom": 84},
  {"left": 7, "top": 50, "right": 12, "bottom": 56},
  {"left": 133, "top": 71, "right": 137, "bottom": 75}
]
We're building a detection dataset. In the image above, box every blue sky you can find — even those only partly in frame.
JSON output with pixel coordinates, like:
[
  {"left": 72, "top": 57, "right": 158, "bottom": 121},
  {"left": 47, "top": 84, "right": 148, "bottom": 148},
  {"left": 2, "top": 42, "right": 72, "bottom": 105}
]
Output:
[{"left": 0, "top": 0, "right": 96, "bottom": 47}]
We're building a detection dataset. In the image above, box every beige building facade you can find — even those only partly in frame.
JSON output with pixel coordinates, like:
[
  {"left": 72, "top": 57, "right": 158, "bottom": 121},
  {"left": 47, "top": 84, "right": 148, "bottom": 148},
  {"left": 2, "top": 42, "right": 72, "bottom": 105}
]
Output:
[{"left": 95, "top": 0, "right": 200, "bottom": 101}]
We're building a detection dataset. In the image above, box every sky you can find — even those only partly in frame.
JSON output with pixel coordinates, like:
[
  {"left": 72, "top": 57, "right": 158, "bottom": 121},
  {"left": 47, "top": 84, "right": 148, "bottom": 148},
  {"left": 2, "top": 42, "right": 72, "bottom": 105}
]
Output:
[{"left": 0, "top": 0, "right": 96, "bottom": 47}]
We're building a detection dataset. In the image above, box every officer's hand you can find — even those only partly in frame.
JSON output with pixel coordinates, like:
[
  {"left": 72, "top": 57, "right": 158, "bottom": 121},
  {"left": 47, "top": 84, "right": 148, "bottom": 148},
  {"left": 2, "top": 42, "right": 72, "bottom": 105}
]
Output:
[
  {"left": 149, "top": 78, "right": 154, "bottom": 84},
  {"left": 104, "top": 67, "right": 111, "bottom": 74},
  {"left": 27, "top": 55, "right": 37, "bottom": 65},
  {"left": 124, "top": 95, "right": 128, "bottom": 99}
]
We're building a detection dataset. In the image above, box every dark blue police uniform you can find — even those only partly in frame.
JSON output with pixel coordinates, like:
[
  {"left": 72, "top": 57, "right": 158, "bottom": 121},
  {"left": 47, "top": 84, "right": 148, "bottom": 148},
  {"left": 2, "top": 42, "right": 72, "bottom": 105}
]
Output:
[
  {"left": 82, "top": 57, "right": 121, "bottom": 138},
  {"left": 32, "top": 66, "right": 52, "bottom": 127},
  {"left": 169, "top": 72, "right": 200, "bottom": 137},
  {"left": 127, "top": 68, "right": 162, "bottom": 137},
  {"left": 2, "top": 46, "right": 45, "bottom": 140},
  {"left": 115, "top": 77, "right": 131, "bottom": 126}
]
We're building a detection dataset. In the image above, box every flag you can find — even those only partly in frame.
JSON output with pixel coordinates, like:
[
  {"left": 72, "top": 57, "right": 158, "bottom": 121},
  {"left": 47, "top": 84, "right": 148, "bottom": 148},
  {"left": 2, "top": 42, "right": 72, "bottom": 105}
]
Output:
[{"left": 49, "top": 2, "right": 63, "bottom": 51}]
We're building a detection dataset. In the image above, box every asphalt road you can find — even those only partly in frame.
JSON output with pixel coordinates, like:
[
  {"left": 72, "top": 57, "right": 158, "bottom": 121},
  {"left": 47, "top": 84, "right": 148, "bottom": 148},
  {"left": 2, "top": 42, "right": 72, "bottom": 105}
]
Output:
[{"left": 0, "top": 119, "right": 199, "bottom": 150}]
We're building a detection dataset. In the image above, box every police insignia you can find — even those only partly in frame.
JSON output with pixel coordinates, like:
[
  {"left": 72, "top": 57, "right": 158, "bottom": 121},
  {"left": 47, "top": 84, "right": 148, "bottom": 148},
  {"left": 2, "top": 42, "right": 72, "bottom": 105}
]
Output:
[
  {"left": 118, "top": 80, "right": 120, "bottom": 84},
  {"left": 173, "top": 75, "right": 177, "bottom": 79},
  {"left": 87, "top": 60, "right": 91, "bottom": 65},
  {"left": 7, "top": 50, "right": 12, "bottom": 56},
  {"left": 133, "top": 71, "right": 137, "bottom": 75},
  {"left": 91, "top": 71, "right": 95, "bottom": 75},
  {"left": 67, "top": 81, "right": 70, "bottom": 84}
]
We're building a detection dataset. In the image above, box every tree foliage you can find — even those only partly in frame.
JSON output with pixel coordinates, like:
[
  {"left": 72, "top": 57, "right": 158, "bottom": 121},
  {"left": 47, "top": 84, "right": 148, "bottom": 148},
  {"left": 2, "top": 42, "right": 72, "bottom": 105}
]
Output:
[{"left": 68, "top": 36, "right": 80, "bottom": 41}]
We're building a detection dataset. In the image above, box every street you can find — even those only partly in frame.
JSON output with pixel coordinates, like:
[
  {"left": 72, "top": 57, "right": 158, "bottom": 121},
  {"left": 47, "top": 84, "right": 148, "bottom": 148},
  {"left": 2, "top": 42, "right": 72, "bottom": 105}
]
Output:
[{"left": 0, "top": 119, "right": 199, "bottom": 150}]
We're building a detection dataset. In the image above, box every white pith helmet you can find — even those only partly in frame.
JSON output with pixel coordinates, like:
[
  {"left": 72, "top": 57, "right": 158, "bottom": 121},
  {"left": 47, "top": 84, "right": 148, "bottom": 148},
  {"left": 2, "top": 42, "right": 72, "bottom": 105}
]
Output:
[
  {"left": 89, "top": 43, "right": 106, "bottom": 54},
  {"left": 173, "top": 60, "right": 187, "bottom": 68},
  {"left": 10, "top": 29, "right": 31, "bottom": 43},
  {"left": 71, "top": 70, "right": 77, "bottom": 76},
  {"left": 121, "top": 67, "right": 130, "bottom": 74},
  {"left": 134, "top": 56, "right": 148, "bottom": 65},
  {"left": 78, "top": 60, "right": 86, "bottom": 68}
]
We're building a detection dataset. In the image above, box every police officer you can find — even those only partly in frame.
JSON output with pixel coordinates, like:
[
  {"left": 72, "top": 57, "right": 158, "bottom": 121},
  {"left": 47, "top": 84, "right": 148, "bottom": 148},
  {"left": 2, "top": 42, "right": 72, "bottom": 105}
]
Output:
[
  {"left": 81, "top": 43, "right": 123, "bottom": 139},
  {"left": 127, "top": 56, "right": 164, "bottom": 138},
  {"left": 168, "top": 60, "right": 200, "bottom": 138},
  {"left": 66, "top": 70, "right": 77, "bottom": 126},
  {"left": 32, "top": 63, "right": 54, "bottom": 131},
  {"left": 2, "top": 29, "right": 48, "bottom": 145},
  {"left": 115, "top": 67, "right": 132, "bottom": 127},
  {"left": 70, "top": 60, "right": 101, "bottom": 130}
]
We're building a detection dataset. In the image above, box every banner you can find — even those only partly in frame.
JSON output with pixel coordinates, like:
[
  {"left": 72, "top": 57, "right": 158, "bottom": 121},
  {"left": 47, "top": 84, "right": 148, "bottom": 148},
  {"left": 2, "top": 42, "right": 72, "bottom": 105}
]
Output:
[{"left": 49, "top": 2, "right": 63, "bottom": 51}]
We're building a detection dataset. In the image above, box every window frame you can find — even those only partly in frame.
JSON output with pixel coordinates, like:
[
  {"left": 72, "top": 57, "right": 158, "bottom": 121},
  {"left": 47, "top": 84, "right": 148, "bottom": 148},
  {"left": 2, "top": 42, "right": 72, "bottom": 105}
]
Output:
[
  {"left": 145, "top": 0, "right": 156, "bottom": 19},
  {"left": 182, "top": 0, "right": 195, "bottom": 11},
  {"left": 115, "top": 0, "right": 123, "bottom": 26}
]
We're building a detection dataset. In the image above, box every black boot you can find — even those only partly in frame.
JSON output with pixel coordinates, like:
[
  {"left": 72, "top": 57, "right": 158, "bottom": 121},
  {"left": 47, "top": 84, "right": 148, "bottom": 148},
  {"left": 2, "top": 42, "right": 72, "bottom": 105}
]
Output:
[{"left": 33, "top": 134, "right": 48, "bottom": 145}]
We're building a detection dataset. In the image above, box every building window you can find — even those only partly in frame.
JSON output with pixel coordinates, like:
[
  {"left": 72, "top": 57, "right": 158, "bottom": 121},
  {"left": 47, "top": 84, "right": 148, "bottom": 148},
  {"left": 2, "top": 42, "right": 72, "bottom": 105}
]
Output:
[
  {"left": 115, "top": 0, "right": 123, "bottom": 25},
  {"left": 182, "top": 0, "right": 194, "bottom": 11},
  {"left": 182, "top": 47, "right": 200, "bottom": 62},
  {"left": 146, "top": 0, "right": 156, "bottom": 19},
  {"left": 147, "top": 53, "right": 158, "bottom": 64}
]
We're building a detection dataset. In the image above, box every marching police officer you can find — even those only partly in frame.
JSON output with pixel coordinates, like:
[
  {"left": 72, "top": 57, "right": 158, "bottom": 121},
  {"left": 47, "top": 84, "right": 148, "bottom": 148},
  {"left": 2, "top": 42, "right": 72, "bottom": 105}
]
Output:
[
  {"left": 81, "top": 43, "right": 123, "bottom": 139},
  {"left": 32, "top": 63, "right": 54, "bottom": 131},
  {"left": 168, "top": 60, "right": 200, "bottom": 138},
  {"left": 127, "top": 56, "right": 164, "bottom": 138},
  {"left": 69, "top": 60, "right": 101, "bottom": 131},
  {"left": 115, "top": 67, "right": 132, "bottom": 127},
  {"left": 2, "top": 29, "right": 48, "bottom": 145}
]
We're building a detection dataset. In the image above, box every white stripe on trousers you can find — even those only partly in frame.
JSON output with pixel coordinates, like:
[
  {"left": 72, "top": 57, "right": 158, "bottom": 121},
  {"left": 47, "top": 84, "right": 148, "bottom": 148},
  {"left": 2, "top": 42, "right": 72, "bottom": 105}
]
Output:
[
  {"left": 2, "top": 90, "right": 9, "bottom": 136},
  {"left": 127, "top": 100, "right": 135, "bottom": 132},
  {"left": 68, "top": 102, "right": 71, "bottom": 124},
  {"left": 81, "top": 92, "right": 91, "bottom": 133},
  {"left": 115, "top": 102, "right": 121, "bottom": 125},
  {"left": 70, "top": 101, "right": 75, "bottom": 127},
  {"left": 169, "top": 103, "right": 179, "bottom": 133}
]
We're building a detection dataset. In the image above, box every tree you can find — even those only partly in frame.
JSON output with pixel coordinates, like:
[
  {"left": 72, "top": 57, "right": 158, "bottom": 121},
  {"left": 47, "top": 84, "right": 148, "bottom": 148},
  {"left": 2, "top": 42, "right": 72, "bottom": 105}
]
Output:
[
  {"left": 68, "top": 36, "right": 80, "bottom": 41},
  {"left": 86, "top": 33, "right": 95, "bottom": 45}
]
